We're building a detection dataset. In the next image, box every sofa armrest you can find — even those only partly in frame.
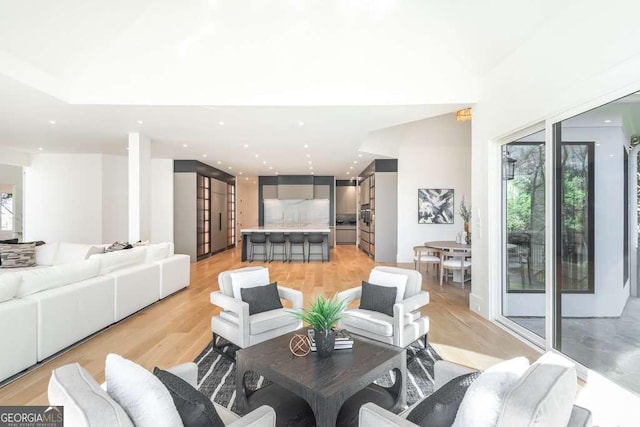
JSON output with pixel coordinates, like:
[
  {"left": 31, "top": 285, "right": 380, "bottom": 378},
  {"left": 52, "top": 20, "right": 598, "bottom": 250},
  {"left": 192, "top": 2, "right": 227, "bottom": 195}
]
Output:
[
  {"left": 337, "top": 287, "right": 362, "bottom": 305},
  {"left": 359, "top": 403, "right": 416, "bottom": 427},
  {"left": 211, "top": 291, "right": 250, "bottom": 316},
  {"left": 394, "top": 292, "right": 429, "bottom": 316},
  {"left": 434, "top": 360, "right": 477, "bottom": 391},
  {"left": 277, "top": 286, "right": 303, "bottom": 309},
  {"left": 166, "top": 362, "right": 198, "bottom": 388},
  {"left": 227, "top": 405, "right": 276, "bottom": 427}
]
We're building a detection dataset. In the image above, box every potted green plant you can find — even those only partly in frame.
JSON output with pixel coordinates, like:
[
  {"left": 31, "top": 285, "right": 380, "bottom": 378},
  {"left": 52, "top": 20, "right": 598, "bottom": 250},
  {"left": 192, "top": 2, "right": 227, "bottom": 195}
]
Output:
[{"left": 289, "top": 294, "right": 346, "bottom": 358}]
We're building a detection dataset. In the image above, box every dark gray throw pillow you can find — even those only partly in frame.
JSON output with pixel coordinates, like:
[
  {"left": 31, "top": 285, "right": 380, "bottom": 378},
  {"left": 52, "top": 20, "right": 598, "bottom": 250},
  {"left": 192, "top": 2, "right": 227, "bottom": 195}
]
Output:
[
  {"left": 240, "top": 282, "right": 283, "bottom": 315},
  {"left": 406, "top": 371, "right": 480, "bottom": 427},
  {"left": 359, "top": 281, "right": 397, "bottom": 317},
  {"left": 153, "top": 368, "right": 224, "bottom": 427}
]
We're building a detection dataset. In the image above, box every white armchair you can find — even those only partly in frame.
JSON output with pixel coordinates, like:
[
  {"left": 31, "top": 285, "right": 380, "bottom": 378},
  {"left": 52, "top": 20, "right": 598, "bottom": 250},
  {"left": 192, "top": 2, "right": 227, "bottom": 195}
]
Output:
[
  {"left": 337, "top": 266, "right": 429, "bottom": 349},
  {"left": 211, "top": 267, "right": 303, "bottom": 360}
]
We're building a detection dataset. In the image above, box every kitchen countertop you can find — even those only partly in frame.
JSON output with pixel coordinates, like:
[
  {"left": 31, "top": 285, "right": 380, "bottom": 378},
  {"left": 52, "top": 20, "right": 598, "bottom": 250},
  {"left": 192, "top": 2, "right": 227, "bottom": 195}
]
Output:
[{"left": 241, "top": 225, "right": 331, "bottom": 233}]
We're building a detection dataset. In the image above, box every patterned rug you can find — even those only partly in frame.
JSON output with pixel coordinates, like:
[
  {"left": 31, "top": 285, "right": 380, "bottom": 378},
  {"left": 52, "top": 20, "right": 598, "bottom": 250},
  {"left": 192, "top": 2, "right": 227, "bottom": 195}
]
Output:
[{"left": 194, "top": 336, "right": 441, "bottom": 415}]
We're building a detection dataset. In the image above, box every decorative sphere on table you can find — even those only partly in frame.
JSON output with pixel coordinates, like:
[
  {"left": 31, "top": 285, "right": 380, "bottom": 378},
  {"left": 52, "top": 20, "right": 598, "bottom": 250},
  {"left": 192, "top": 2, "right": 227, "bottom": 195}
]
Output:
[{"left": 289, "top": 334, "right": 311, "bottom": 357}]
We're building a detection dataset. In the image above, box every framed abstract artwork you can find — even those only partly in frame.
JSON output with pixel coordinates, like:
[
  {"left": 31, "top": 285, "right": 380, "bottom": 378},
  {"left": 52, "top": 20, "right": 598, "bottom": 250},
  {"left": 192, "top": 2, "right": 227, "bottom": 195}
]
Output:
[{"left": 418, "top": 189, "right": 454, "bottom": 224}]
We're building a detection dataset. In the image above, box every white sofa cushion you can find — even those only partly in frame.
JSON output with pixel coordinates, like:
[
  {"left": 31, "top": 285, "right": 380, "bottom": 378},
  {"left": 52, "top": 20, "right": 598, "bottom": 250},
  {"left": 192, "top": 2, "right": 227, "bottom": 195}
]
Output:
[
  {"left": 452, "top": 356, "right": 530, "bottom": 427},
  {"left": 35, "top": 242, "right": 59, "bottom": 266},
  {"left": 230, "top": 268, "right": 270, "bottom": 299},
  {"left": 341, "top": 308, "right": 394, "bottom": 337},
  {"left": 219, "top": 308, "right": 299, "bottom": 335},
  {"left": 498, "top": 352, "right": 577, "bottom": 426},
  {"left": 368, "top": 269, "right": 408, "bottom": 303},
  {"left": 145, "top": 243, "right": 171, "bottom": 262},
  {"left": 17, "top": 259, "right": 101, "bottom": 298},
  {"left": 105, "top": 353, "right": 183, "bottom": 427},
  {"left": 0, "top": 271, "right": 21, "bottom": 302},
  {"left": 49, "top": 363, "right": 134, "bottom": 427},
  {"left": 54, "top": 243, "right": 95, "bottom": 265},
  {"left": 91, "top": 247, "right": 146, "bottom": 275}
]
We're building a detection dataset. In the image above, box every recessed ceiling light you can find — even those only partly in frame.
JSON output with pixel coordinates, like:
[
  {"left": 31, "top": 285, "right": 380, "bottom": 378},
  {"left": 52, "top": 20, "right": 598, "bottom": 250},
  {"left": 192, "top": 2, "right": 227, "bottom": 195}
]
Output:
[
  {"left": 203, "top": 154, "right": 207, "bottom": 158},
  {"left": 350, "top": 166, "right": 353, "bottom": 169},
  {"left": 255, "top": 154, "right": 259, "bottom": 158},
  {"left": 244, "top": 144, "right": 249, "bottom": 148},
  {"left": 309, "top": 166, "right": 313, "bottom": 170},
  {"left": 609, "top": 154, "right": 614, "bottom": 157},
  {"left": 253, "top": 181, "right": 256, "bottom": 184},
  {"left": 217, "top": 161, "right": 222, "bottom": 164},
  {"left": 38, "top": 147, "right": 43, "bottom": 151},
  {"left": 245, "top": 177, "right": 249, "bottom": 181},
  {"left": 604, "top": 119, "right": 612, "bottom": 123},
  {"left": 218, "top": 121, "right": 224, "bottom": 126},
  {"left": 306, "top": 154, "right": 311, "bottom": 158},
  {"left": 346, "top": 172, "right": 350, "bottom": 175},
  {"left": 269, "top": 166, "right": 273, "bottom": 170},
  {"left": 298, "top": 121, "right": 304, "bottom": 127},
  {"left": 228, "top": 166, "right": 232, "bottom": 169},
  {"left": 49, "top": 120, "right": 56, "bottom": 125},
  {"left": 275, "top": 172, "right": 279, "bottom": 175},
  {"left": 263, "top": 161, "right": 267, "bottom": 164},
  {"left": 183, "top": 144, "right": 188, "bottom": 148},
  {"left": 308, "top": 161, "right": 312, "bottom": 164},
  {"left": 239, "top": 172, "right": 243, "bottom": 175},
  {"left": 311, "top": 172, "right": 314, "bottom": 175},
  {"left": 358, "top": 153, "right": 363, "bottom": 157},
  {"left": 303, "top": 144, "right": 308, "bottom": 148},
  {"left": 137, "top": 120, "right": 143, "bottom": 125},
  {"left": 353, "top": 161, "right": 358, "bottom": 164}
]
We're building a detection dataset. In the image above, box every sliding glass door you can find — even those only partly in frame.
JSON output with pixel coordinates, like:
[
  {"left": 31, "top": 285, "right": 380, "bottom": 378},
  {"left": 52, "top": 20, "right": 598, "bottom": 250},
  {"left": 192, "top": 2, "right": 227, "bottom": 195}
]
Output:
[{"left": 501, "top": 130, "right": 546, "bottom": 340}]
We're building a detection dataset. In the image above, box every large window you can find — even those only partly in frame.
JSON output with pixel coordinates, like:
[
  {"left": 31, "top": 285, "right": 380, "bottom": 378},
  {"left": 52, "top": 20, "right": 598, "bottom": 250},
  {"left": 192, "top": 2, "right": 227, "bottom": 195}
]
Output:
[{"left": 0, "top": 191, "right": 14, "bottom": 231}]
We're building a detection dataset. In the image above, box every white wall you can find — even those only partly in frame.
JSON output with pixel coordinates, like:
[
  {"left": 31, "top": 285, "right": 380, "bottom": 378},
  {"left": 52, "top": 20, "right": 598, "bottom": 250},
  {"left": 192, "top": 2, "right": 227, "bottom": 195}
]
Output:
[
  {"left": 368, "top": 113, "right": 471, "bottom": 262},
  {"left": 0, "top": 164, "right": 23, "bottom": 240},
  {"left": 150, "top": 159, "right": 174, "bottom": 243},
  {"left": 24, "top": 154, "right": 103, "bottom": 243},
  {"left": 472, "top": 2, "right": 640, "bottom": 423},
  {"left": 101, "top": 154, "right": 128, "bottom": 243}
]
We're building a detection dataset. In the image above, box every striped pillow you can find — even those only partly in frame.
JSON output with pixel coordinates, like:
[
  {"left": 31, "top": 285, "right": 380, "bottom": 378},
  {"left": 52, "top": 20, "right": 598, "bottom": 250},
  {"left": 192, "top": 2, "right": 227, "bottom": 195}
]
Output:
[{"left": 0, "top": 243, "right": 36, "bottom": 268}]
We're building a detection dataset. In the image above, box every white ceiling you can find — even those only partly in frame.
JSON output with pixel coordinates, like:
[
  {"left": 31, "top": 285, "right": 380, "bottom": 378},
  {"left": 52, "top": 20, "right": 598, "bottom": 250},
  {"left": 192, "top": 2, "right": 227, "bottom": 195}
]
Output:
[{"left": 0, "top": 0, "right": 564, "bottom": 178}]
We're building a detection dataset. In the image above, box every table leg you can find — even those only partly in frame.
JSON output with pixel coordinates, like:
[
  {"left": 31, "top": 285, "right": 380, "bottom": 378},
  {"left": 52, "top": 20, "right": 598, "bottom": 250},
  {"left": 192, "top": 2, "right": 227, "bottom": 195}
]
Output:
[
  {"left": 241, "top": 234, "right": 248, "bottom": 262},
  {"left": 235, "top": 357, "right": 249, "bottom": 414},
  {"left": 307, "top": 396, "right": 340, "bottom": 427}
]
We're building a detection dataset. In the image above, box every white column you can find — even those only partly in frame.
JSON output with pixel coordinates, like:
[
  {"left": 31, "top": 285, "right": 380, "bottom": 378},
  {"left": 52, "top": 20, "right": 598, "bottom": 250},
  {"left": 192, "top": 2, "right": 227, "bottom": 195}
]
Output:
[{"left": 128, "top": 133, "right": 151, "bottom": 243}]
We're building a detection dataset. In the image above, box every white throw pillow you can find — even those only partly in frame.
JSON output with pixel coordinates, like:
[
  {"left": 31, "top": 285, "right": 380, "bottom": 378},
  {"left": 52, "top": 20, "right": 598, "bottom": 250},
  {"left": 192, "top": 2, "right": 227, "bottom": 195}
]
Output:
[
  {"left": 230, "top": 268, "right": 270, "bottom": 299},
  {"left": 498, "top": 352, "right": 577, "bottom": 426},
  {"left": 145, "top": 243, "right": 170, "bottom": 262},
  {"left": 105, "top": 354, "right": 183, "bottom": 427},
  {"left": 35, "top": 242, "right": 59, "bottom": 266},
  {"left": 368, "top": 269, "right": 408, "bottom": 303},
  {"left": 91, "top": 247, "right": 146, "bottom": 275},
  {"left": 54, "top": 243, "right": 95, "bottom": 265},
  {"left": 0, "top": 272, "right": 21, "bottom": 302},
  {"left": 452, "top": 356, "right": 530, "bottom": 427}
]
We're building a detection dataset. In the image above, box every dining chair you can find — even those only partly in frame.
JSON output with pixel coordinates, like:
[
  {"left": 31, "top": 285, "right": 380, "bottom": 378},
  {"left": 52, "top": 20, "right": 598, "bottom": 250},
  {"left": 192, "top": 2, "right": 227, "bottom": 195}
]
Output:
[
  {"left": 440, "top": 249, "right": 472, "bottom": 287},
  {"left": 413, "top": 245, "right": 441, "bottom": 277}
]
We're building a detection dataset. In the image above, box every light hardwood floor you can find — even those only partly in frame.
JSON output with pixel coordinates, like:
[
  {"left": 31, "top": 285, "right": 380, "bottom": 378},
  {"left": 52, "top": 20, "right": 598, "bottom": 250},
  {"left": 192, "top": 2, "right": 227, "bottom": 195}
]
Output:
[{"left": 0, "top": 245, "right": 539, "bottom": 405}]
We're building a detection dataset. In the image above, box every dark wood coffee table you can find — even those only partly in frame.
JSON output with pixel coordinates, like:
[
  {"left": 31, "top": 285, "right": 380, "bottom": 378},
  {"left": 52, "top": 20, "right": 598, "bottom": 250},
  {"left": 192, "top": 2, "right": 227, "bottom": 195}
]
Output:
[{"left": 236, "top": 330, "right": 406, "bottom": 427}]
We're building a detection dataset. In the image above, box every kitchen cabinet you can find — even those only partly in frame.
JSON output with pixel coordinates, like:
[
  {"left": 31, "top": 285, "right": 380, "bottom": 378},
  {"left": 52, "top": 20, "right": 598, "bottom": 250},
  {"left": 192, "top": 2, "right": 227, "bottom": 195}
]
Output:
[
  {"left": 336, "top": 228, "right": 357, "bottom": 244},
  {"left": 336, "top": 186, "right": 357, "bottom": 214},
  {"left": 314, "top": 185, "right": 330, "bottom": 199},
  {"left": 359, "top": 177, "right": 370, "bottom": 205},
  {"left": 263, "top": 185, "right": 278, "bottom": 199},
  {"left": 277, "top": 184, "right": 314, "bottom": 199}
]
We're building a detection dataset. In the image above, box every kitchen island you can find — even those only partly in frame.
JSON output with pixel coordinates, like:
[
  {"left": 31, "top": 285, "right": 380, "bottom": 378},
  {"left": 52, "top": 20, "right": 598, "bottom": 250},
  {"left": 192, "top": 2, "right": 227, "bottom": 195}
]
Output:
[{"left": 241, "top": 225, "right": 331, "bottom": 262}]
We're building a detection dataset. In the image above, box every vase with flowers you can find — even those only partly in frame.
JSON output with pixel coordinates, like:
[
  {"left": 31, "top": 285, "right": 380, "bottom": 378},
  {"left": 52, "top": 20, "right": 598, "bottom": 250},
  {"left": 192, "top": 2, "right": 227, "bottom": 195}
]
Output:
[{"left": 458, "top": 197, "right": 472, "bottom": 244}]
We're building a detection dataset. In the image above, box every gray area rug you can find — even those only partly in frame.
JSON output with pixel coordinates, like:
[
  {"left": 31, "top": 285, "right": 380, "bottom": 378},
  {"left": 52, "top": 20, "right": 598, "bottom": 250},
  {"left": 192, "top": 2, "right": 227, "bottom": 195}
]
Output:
[{"left": 195, "top": 336, "right": 441, "bottom": 415}]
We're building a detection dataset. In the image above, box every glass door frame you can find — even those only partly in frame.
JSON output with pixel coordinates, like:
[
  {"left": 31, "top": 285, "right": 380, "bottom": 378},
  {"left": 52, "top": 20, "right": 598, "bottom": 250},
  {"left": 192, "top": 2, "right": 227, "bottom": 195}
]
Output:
[{"left": 492, "top": 122, "right": 548, "bottom": 351}]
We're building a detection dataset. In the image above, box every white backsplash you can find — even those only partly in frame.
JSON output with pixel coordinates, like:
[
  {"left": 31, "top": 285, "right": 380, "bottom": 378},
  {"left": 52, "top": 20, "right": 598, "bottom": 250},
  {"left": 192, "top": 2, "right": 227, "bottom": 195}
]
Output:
[{"left": 264, "top": 199, "right": 330, "bottom": 226}]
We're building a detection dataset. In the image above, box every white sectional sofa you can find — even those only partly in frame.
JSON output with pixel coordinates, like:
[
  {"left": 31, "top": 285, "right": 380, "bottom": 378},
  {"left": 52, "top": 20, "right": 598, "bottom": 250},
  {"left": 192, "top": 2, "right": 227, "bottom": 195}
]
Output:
[{"left": 0, "top": 242, "right": 190, "bottom": 383}]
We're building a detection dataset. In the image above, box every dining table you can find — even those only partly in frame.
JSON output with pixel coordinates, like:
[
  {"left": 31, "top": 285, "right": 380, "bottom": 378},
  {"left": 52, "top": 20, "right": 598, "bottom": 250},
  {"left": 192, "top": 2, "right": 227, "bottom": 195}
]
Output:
[{"left": 424, "top": 240, "right": 472, "bottom": 284}]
